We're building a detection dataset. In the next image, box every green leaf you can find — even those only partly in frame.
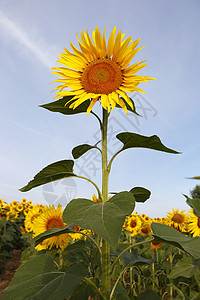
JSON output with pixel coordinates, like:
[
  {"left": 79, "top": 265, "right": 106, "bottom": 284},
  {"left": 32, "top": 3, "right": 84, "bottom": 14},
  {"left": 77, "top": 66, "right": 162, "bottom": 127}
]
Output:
[
  {"left": 116, "top": 132, "right": 180, "bottom": 154},
  {"left": 168, "top": 258, "right": 196, "bottom": 279},
  {"left": 188, "top": 176, "right": 200, "bottom": 180},
  {"left": 34, "top": 224, "right": 75, "bottom": 246},
  {"left": 112, "top": 249, "right": 155, "bottom": 267},
  {"left": 129, "top": 187, "right": 151, "bottom": 203},
  {"left": 72, "top": 144, "right": 97, "bottom": 159},
  {"left": 151, "top": 223, "right": 200, "bottom": 259},
  {"left": 71, "top": 278, "right": 99, "bottom": 300},
  {"left": 185, "top": 195, "right": 200, "bottom": 218},
  {"left": 116, "top": 97, "right": 140, "bottom": 116},
  {"left": 2, "top": 254, "right": 87, "bottom": 300},
  {"left": 20, "top": 160, "right": 77, "bottom": 192},
  {"left": 63, "top": 192, "right": 135, "bottom": 250},
  {"left": 113, "top": 283, "right": 129, "bottom": 300},
  {"left": 136, "top": 290, "right": 161, "bottom": 300},
  {"left": 40, "top": 96, "right": 90, "bottom": 115}
]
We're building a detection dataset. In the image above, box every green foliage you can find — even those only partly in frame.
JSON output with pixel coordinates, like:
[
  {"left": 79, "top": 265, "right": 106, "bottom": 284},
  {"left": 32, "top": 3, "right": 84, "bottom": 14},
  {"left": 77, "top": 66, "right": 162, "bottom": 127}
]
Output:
[
  {"left": 168, "top": 257, "right": 196, "bottom": 279},
  {"left": 40, "top": 96, "right": 90, "bottom": 115},
  {"left": 116, "top": 97, "right": 140, "bottom": 115},
  {"left": 33, "top": 224, "right": 74, "bottom": 246},
  {"left": 185, "top": 195, "right": 200, "bottom": 218},
  {"left": 20, "top": 160, "right": 77, "bottom": 192},
  {"left": 136, "top": 290, "right": 161, "bottom": 300},
  {"left": 2, "top": 254, "right": 87, "bottom": 300},
  {"left": 112, "top": 249, "right": 155, "bottom": 268},
  {"left": 151, "top": 223, "right": 200, "bottom": 259},
  {"left": 0, "top": 217, "right": 24, "bottom": 271},
  {"left": 130, "top": 187, "right": 151, "bottom": 203},
  {"left": 63, "top": 192, "right": 135, "bottom": 250},
  {"left": 72, "top": 143, "right": 99, "bottom": 159},
  {"left": 190, "top": 184, "right": 200, "bottom": 199},
  {"left": 116, "top": 132, "right": 180, "bottom": 154}
]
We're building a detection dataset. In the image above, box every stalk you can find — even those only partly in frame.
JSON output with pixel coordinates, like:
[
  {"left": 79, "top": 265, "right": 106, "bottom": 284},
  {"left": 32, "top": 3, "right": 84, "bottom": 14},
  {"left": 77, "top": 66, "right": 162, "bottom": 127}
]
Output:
[{"left": 101, "top": 108, "right": 110, "bottom": 299}]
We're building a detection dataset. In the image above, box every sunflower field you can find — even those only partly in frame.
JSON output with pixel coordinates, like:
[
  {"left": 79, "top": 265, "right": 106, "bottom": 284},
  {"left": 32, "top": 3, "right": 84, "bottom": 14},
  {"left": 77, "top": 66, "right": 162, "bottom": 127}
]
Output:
[{"left": 1, "top": 196, "right": 200, "bottom": 299}]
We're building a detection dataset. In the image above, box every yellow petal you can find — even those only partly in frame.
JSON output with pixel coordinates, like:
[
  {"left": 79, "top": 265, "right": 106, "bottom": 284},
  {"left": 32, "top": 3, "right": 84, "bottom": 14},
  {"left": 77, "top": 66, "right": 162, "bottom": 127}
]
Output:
[
  {"left": 117, "top": 90, "right": 133, "bottom": 110},
  {"left": 107, "top": 27, "right": 116, "bottom": 58},
  {"left": 87, "top": 97, "right": 99, "bottom": 114}
]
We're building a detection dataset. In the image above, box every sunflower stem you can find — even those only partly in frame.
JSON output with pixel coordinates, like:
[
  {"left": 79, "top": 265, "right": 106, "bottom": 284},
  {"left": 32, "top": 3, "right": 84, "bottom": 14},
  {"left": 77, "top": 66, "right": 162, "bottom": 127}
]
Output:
[{"left": 101, "top": 108, "right": 110, "bottom": 299}]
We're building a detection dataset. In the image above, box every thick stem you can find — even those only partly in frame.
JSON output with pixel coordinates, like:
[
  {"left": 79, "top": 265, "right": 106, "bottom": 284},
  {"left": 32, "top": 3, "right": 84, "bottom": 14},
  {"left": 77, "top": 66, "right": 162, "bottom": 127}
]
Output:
[{"left": 101, "top": 108, "right": 110, "bottom": 299}]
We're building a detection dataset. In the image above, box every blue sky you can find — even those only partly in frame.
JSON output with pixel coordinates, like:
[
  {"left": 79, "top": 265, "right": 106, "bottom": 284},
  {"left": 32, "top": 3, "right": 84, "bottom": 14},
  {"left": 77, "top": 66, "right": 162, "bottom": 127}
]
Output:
[{"left": 0, "top": 0, "right": 200, "bottom": 217}]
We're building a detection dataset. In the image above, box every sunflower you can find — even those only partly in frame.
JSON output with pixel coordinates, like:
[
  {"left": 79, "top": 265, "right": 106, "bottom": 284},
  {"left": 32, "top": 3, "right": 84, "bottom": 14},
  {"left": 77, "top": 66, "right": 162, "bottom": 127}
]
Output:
[
  {"left": 21, "top": 198, "right": 27, "bottom": 205},
  {"left": 0, "top": 199, "right": 5, "bottom": 206},
  {"left": 150, "top": 241, "right": 162, "bottom": 251},
  {"left": 166, "top": 208, "right": 188, "bottom": 232},
  {"left": 187, "top": 209, "right": 200, "bottom": 237},
  {"left": 52, "top": 26, "right": 155, "bottom": 114},
  {"left": 69, "top": 225, "right": 83, "bottom": 241},
  {"left": 139, "top": 222, "right": 152, "bottom": 237},
  {"left": 125, "top": 214, "right": 142, "bottom": 236},
  {"left": 17, "top": 204, "right": 24, "bottom": 212},
  {"left": 32, "top": 204, "right": 69, "bottom": 250},
  {"left": 24, "top": 204, "right": 43, "bottom": 232}
]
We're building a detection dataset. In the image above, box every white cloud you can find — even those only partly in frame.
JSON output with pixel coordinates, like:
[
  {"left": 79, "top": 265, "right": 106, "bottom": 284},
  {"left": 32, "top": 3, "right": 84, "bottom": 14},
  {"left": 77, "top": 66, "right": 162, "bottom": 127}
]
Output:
[{"left": 0, "top": 11, "right": 57, "bottom": 68}]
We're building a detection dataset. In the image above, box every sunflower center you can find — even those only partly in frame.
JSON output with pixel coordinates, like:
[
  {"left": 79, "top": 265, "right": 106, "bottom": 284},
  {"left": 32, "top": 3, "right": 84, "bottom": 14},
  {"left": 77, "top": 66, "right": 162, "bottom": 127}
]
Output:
[
  {"left": 172, "top": 214, "right": 184, "bottom": 223},
  {"left": 46, "top": 217, "right": 64, "bottom": 230},
  {"left": 81, "top": 59, "right": 123, "bottom": 94},
  {"left": 30, "top": 213, "right": 40, "bottom": 224},
  {"left": 197, "top": 217, "right": 200, "bottom": 228},
  {"left": 130, "top": 220, "right": 137, "bottom": 228}
]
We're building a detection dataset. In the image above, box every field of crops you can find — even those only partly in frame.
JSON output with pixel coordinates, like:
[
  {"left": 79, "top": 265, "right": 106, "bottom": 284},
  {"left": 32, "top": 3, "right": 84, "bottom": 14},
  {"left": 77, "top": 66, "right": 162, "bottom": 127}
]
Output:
[{"left": 1, "top": 197, "right": 200, "bottom": 299}]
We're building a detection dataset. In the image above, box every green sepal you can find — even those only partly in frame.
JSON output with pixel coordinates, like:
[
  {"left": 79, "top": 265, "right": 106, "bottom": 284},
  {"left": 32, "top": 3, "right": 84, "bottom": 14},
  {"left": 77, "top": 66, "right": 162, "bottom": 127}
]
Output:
[
  {"left": 184, "top": 195, "right": 200, "bottom": 218},
  {"left": 116, "top": 132, "right": 180, "bottom": 154},
  {"left": 151, "top": 223, "right": 200, "bottom": 259},
  {"left": 40, "top": 96, "right": 90, "bottom": 115},
  {"left": 20, "top": 160, "right": 77, "bottom": 192},
  {"left": 63, "top": 191, "right": 135, "bottom": 250},
  {"left": 72, "top": 144, "right": 98, "bottom": 159},
  {"left": 2, "top": 254, "right": 87, "bottom": 300},
  {"left": 129, "top": 187, "right": 151, "bottom": 203}
]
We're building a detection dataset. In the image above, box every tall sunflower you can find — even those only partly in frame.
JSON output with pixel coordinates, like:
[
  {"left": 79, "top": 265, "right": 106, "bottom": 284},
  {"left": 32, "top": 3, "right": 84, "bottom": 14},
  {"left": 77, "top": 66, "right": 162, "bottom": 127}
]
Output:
[
  {"left": 52, "top": 26, "right": 155, "bottom": 114},
  {"left": 32, "top": 204, "right": 69, "bottom": 250}
]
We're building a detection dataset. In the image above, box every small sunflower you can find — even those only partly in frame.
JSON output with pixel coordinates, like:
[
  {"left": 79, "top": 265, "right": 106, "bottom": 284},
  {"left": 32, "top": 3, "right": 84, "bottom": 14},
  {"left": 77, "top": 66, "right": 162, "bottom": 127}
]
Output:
[
  {"left": 10, "top": 200, "right": 18, "bottom": 207},
  {"left": 139, "top": 222, "right": 152, "bottom": 237},
  {"left": 69, "top": 225, "right": 83, "bottom": 241},
  {"left": 52, "top": 26, "right": 155, "bottom": 114},
  {"left": 150, "top": 241, "right": 162, "bottom": 251},
  {"left": 25, "top": 204, "right": 43, "bottom": 232},
  {"left": 166, "top": 208, "right": 188, "bottom": 232},
  {"left": 187, "top": 209, "right": 200, "bottom": 237},
  {"left": 17, "top": 204, "right": 24, "bottom": 212},
  {"left": 32, "top": 204, "right": 69, "bottom": 250},
  {"left": 125, "top": 214, "right": 142, "bottom": 236},
  {"left": 21, "top": 198, "right": 27, "bottom": 205}
]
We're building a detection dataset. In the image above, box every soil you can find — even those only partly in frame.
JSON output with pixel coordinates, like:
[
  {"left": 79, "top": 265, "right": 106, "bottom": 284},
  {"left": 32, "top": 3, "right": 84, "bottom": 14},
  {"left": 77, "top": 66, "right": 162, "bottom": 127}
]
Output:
[{"left": 0, "top": 249, "right": 22, "bottom": 299}]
